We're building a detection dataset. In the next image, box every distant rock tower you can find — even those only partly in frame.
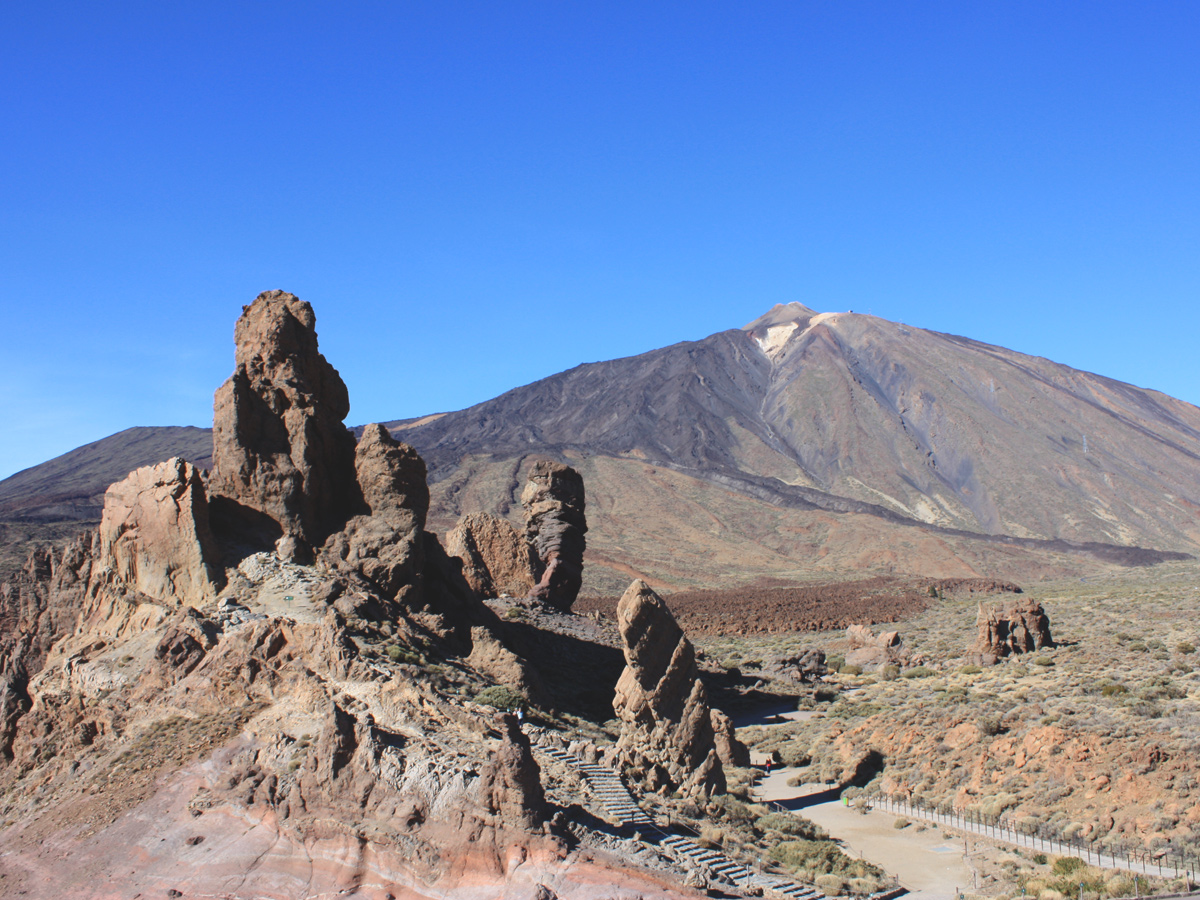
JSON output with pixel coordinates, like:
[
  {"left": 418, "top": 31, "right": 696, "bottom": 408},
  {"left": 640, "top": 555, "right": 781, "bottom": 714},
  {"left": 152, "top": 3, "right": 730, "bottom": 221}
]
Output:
[
  {"left": 521, "top": 459, "right": 587, "bottom": 612},
  {"left": 972, "top": 598, "right": 1054, "bottom": 665}
]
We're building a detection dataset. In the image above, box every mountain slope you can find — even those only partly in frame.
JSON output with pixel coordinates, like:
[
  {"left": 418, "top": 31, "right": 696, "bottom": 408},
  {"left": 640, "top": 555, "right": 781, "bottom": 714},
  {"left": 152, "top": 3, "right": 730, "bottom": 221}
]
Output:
[
  {"left": 393, "top": 304, "right": 1200, "bottom": 557},
  {"left": 3, "top": 305, "right": 1199, "bottom": 587}
]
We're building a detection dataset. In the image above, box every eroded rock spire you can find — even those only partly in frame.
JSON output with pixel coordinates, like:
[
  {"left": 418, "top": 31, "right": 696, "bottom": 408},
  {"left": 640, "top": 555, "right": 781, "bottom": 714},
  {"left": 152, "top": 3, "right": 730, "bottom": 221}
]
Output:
[
  {"left": 611, "top": 578, "right": 744, "bottom": 799},
  {"left": 208, "top": 290, "right": 358, "bottom": 561}
]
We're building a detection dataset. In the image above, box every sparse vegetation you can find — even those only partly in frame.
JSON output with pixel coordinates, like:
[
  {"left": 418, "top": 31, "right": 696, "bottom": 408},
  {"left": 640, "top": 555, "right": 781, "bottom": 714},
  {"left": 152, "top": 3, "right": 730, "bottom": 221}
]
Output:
[
  {"left": 472, "top": 685, "right": 526, "bottom": 710},
  {"left": 385, "top": 645, "right": 421, "bottom": 664},
  {"left": 735, "top": 562, "right": 1200, "bottom": 866}
]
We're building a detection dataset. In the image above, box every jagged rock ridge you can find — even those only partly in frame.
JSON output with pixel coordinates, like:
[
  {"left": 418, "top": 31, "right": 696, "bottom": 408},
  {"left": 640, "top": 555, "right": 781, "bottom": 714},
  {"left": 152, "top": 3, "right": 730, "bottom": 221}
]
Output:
[{"left": 0, "top": 291, "right": 621, "bottom": 900}]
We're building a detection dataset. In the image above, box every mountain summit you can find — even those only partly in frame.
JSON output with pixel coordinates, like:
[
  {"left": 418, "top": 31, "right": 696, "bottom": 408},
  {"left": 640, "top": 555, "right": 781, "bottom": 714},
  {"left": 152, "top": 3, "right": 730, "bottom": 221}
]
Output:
[{"left": 2, "top": 303, "right": 1198, "bottom": 588}]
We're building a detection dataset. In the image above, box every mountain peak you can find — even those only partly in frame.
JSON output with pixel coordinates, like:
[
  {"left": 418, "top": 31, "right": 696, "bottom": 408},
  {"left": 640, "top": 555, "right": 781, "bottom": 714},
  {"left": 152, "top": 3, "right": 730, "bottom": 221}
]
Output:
[
  {"left": 742, "top": 302, "right": 820, "bottom": 359},
  {"left": 741, "top": 302, "right": 819, "bottom": 333}
]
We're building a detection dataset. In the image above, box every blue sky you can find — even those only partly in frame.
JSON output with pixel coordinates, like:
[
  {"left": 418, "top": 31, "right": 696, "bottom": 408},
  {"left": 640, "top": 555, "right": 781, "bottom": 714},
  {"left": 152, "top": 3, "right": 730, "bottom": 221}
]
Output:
[{"left": 2, "top": 2, "right": 1198, "bottom": 480}]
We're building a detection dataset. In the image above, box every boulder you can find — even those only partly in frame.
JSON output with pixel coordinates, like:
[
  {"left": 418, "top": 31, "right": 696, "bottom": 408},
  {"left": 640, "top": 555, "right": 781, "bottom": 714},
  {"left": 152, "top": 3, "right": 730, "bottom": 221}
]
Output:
[
  {"left": 973, "top": 599, "right": 1055, "bottom": 664},
  {"left": 844, "top": 624, "right": 905, "bottom": 672},
  {"left": 611, "top": 579, "right": 739, "bottom": 798},
  {"left": 353, "top": 423, "right": 429, "bottom": 522},
  {"left": 97, "top": 457, "right": 224, "bottom": 605},
  {"left": 521, "top": 460, "right": 587, "bottom": 612},
  {"left": 445, "top": 512, "right": 538, "bottom": 598},
  {"left": 209, "top": 290, "right": 358, "bottom": 561},
  {"left": 761, "top": 648, "right": 826, "bottom": 683}
]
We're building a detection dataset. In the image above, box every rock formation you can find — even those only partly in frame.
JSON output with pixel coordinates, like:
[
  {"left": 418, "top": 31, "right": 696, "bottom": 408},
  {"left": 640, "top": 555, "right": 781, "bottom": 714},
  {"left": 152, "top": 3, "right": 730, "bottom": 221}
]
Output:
[
  {"left": 521, "top": 460, "right": 587, "bottom": 611},
  {"left": 96, "top": 457, "right": 224, "bottom": 605},
  {"left": 0, "top": 290, "right": 774, "bottom": 899},
  {"left": 844, "top": 623, "right": 905, "bottom": 672},
  {"left": 209, "top": 290, "right": 358, "bottom": 561},
  {"left": 973, "top": 598, "right": 1055, "bottom": 664},
  {"left": 611, "top": 579, "right": 741, "bottom": 798},
  {"left": 761, "top": 648, "right": 827, "bottom": 683},
  {"left": 479, "top": 712, "right": 545, "bottom": 830},
  {"left": 446, "top": 512, "right": 538, "bottom": 598},
  {"left": 321, "top": 424, "right": 428, "bottom": 603}
]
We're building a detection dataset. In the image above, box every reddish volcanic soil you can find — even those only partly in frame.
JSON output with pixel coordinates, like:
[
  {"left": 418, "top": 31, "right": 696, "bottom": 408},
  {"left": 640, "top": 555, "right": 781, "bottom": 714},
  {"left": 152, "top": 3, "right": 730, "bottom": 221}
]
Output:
[{"left": 574, "top": 576, "right": 1020, "bottom": 637}]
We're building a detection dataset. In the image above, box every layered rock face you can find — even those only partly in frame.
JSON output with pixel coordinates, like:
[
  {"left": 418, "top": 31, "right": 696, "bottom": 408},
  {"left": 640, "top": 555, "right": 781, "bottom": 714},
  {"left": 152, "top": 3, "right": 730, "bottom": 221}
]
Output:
[
  {"left": 522, "top": 460, "right": 587, "bottom": 611},
  {"left": 973, "top": 598, "right": 1055, "bottom": 664},
  {"left": 209, "top": 290, "right": 357, "bottom": 560},
  {"left": 96, "top": 457, "right": 224, "bottom": 604},
  {"left": 612, "top": 579, "right": 741, "bottom": 798},
  {"left": 446, "top": 512, "right": 538, "bottom": 598}
]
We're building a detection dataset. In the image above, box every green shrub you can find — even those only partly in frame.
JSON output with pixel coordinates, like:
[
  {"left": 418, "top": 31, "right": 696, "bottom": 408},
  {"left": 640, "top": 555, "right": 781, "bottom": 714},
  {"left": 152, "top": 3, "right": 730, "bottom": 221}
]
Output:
[
  {"left": 839, "top": 664, "right": 863, "bottom": 676},
  {"left": 503, "top": 606, "right": 526, "bottom": 620},
  {"left": 1100, "top": 683, "right": 1128, "bottom": 697},
  {"left": 1176, "top": 641, "right": 1196, "bottom": 655},
  {"left": 893, "top": 818, "right": 910, "bottom": 829},
  {"left": 902, "top": 666, "right": 935, "bottom": 679},
  {"left": 386, "top": 645, "right": 421, "bottom": 664},
  {"left": 1033, "top": 656, "right": 1054, "bottom": 667},
  {"left": 959, "top": 664, "right": 982, "bottom": 675},
  {"left": 473, "top": 684, "right": 526, "bottom": 710},
  {"left": 978, "top": 714, "right": 1004, "bottom": 736},
  {"left": 813, "top": 688, "right": 838, "bottom": 703},
  {"left": 825, "top": 655, "right": 845, "bottom": 672},
  {"left": 881, "top": 664, "right": 901, "bottom": 680},
  {"left": 770, "top": 839, "right": 881, "bottom": 880},
  {"left": 1032, "top": 853, "right": 1048, "bottom": 865},
  {"left": 779, "top": 746, "right": 811, "bottom": 767},
  {"left": 757, "top": 812, "right": 826, "bottom": 839},
  {"left": 1052, "top": 856, "right": 1084, "bottom": 876},
  {"left": 712, "top": 794, "right": 755, "bottom": 824}
]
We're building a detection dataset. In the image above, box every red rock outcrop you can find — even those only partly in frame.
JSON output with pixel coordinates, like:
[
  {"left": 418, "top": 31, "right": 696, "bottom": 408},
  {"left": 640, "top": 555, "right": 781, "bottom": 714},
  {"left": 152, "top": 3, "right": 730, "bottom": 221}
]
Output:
[
  {"left": 209, "top": 290, "right": 358, "bottom": 561},
  {"left": 522, "top": 460, "right": 587, "bottom": 611},
  {"left": 96, "top": 457, "right": 224, "bottom": 605},
  {"left": 612, "top": 579, "right": 740, "bottom": 798},
  {"left": 973, "top": 598, "right": 1054, "bottom": 664},
  {"left": 446, "top": 512, "right": 538, "bottom": 598}
]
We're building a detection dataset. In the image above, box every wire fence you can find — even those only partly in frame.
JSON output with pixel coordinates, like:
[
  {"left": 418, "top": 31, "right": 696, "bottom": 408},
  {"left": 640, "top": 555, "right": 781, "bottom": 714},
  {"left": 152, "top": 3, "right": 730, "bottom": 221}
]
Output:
[{"left": 866, "top": 791, "right": 1198, "bottom": 883}]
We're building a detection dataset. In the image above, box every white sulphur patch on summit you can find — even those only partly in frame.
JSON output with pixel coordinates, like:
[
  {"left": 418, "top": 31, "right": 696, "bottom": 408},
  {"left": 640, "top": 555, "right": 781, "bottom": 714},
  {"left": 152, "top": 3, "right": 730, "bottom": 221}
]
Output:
[{"left": 754, "top": 322, "right": 800, "bottom": 359}]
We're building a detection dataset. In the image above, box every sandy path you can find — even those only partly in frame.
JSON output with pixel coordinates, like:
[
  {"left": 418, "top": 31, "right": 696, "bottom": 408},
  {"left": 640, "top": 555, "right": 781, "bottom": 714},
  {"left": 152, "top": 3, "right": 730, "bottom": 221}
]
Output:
[{"left": 754, "top": 767, "right": 977, "bottom": 900}]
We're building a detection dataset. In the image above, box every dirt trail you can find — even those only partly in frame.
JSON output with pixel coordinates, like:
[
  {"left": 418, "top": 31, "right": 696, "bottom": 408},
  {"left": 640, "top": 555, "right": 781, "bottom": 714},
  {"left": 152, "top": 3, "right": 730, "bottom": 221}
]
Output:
[{"left": 754, "top": 769, "right": 976, "bottom": 898}]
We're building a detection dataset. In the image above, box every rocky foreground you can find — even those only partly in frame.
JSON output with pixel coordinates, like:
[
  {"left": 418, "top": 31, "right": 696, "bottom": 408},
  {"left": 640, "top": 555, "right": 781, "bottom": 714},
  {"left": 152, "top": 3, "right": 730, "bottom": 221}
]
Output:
[{"left": 0, "top": 292, "right": 749, "bottom": 899}]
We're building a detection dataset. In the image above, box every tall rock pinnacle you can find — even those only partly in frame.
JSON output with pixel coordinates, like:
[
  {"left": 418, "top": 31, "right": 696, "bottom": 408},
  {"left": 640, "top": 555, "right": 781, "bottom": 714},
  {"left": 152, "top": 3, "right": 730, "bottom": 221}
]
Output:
[
  {"left": 612, "top": 579, "right": 741, "bottom": 798},
  {"left": 521, "top": 459, "right": 587, "bottom": 611},
  {"left": 208, "top": 290, "right": 358, "bottom": 560}
]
